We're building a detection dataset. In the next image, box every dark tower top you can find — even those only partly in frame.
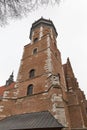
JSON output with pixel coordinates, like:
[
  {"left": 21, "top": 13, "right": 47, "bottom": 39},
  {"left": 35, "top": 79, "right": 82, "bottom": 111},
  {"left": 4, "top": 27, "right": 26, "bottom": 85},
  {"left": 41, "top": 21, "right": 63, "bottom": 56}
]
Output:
[{"left": 29, "top": 17, "right": 58, "bottom": 41}]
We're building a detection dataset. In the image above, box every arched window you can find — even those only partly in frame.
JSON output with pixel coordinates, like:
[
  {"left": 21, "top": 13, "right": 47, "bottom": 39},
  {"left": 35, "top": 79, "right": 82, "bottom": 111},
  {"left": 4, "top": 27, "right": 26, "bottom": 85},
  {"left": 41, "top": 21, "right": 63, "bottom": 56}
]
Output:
[
  {"left": 33, "top": 48, "right": 37, "bottom": 55},
  {"left": 27, "top": 84, "right": 33, "bottom": 95},
  {"left": 34, "top": 37, "right": 38, "bottom": 43},
  {"left": 29, "top": 69, "right": 35, "bottom": 78}
]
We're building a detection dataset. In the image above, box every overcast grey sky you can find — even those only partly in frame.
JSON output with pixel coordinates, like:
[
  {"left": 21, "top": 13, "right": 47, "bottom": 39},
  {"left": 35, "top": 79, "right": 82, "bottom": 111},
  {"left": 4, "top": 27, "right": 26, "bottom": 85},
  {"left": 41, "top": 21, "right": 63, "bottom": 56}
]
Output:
[{"left": 0, "top": 0, "right": 87, "bottom": 97}]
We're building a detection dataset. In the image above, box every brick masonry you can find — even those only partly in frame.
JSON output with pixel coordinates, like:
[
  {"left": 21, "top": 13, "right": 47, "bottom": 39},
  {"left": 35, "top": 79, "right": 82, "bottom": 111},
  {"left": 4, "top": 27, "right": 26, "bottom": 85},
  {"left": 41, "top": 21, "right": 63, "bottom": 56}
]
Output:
[{"left": 0, "top": 18, "right": 87, "bottom": 130}]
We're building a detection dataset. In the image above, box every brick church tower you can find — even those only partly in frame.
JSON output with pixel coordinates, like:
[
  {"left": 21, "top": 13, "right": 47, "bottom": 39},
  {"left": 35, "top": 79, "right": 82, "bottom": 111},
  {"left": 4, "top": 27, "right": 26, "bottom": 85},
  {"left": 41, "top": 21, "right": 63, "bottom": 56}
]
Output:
[
  {"left": 0, "top": 18, "right": 87, "bottom": 130},
  {"left": 16, "top": 18, "right": 68, "bottom": 126}
]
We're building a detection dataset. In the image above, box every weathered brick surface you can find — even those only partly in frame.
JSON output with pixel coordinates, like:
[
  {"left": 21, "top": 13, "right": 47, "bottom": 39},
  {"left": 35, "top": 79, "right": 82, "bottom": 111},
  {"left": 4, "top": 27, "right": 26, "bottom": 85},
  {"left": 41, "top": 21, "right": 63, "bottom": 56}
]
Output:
[
  {"left": 0, "top": 18, "right": 87, "bottom": 130},
  {"left": 63, "top": 58, "right": 87, "bottom": 128}
]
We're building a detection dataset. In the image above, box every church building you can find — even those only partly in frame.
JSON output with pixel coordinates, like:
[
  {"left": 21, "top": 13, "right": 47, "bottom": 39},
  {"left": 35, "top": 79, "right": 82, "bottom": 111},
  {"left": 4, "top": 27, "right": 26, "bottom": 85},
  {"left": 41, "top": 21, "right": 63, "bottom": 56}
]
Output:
[{"left": 0, "top": 18, "right": 87, "bottom": 130}]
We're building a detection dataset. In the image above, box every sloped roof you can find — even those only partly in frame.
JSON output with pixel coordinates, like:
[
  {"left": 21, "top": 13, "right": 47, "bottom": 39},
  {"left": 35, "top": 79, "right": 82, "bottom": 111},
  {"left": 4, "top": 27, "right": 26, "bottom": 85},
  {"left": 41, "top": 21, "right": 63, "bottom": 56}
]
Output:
[
  {"left": 63, "top": 58, "right": 75, "bottom": 78},
  {"left": 0, "top": 82, "right": 15, "bottom": 96},
  {"left": 0, "top": 111, "right": 64, "bottom": 130}
]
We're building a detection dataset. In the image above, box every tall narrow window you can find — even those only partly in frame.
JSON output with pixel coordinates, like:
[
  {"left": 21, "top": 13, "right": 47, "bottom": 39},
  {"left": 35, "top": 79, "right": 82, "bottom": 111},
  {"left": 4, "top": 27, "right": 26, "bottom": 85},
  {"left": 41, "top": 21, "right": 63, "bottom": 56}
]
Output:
[
  {"left": 29, "top": 69, "right": 35, "bottom": 78},
  {"left": 33, "top": 48, "right": 37, "bottom": 55},
  {"left": 27, "top": 84, "right": 33, "bottom": 95}
]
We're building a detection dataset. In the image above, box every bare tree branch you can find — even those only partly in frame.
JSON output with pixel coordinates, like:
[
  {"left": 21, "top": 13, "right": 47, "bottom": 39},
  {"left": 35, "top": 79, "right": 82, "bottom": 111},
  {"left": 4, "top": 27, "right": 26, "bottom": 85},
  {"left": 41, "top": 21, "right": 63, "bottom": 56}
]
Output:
[{"left": 0, "top": 0, "right": 61, "bottom": 26}]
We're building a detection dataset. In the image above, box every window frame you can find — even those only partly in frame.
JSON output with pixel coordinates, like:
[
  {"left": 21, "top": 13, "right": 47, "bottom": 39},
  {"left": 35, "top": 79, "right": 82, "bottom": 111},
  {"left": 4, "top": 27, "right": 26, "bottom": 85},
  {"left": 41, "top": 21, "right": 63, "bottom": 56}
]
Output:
[
  {"left": 29, "top": 69, "right": 35, "bottom": 78},
  {"left": 27, "top": 84, "right": 33, "bottom": 95},
  {"left": 33, "top": 48, "right": 38, "bottom": 55},
  {"left": 34, "top": 37, "right": 38, "bottom": 43}
]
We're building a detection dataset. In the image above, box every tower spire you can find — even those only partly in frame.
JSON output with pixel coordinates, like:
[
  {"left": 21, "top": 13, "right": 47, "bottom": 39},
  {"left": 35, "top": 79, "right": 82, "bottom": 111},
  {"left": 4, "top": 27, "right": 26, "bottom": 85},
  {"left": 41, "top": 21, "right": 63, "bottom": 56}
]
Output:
[{"left": 6, "top": 71, "right": 14, "bottom": 86}]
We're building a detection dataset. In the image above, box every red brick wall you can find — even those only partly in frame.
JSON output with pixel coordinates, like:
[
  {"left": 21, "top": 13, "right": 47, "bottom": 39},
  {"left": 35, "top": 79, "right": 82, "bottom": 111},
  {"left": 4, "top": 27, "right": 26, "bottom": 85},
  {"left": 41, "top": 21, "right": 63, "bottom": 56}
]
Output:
[{"left": 0, "top": 19, "right": 87, "bottom": 130}]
